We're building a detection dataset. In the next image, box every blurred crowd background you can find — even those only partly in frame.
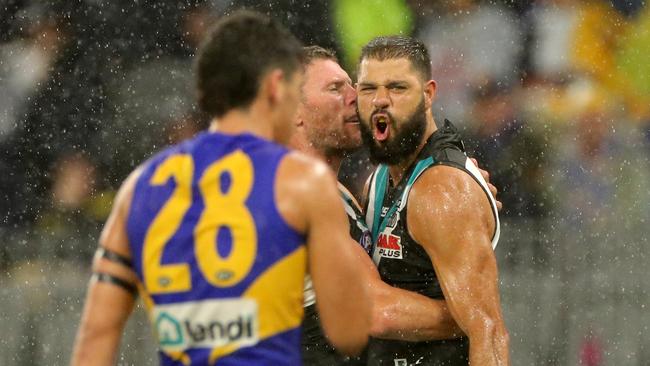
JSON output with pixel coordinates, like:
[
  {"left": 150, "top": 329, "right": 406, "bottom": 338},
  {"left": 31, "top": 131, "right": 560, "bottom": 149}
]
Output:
[{"left": 1, "top": 0, "right": 649, "bottom": 365}]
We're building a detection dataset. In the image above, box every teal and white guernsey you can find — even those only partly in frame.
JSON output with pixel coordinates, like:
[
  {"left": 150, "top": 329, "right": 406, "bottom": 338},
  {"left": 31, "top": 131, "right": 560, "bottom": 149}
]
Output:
[{"left": 363, "top": 119, "right": 500, "bottom": 366}]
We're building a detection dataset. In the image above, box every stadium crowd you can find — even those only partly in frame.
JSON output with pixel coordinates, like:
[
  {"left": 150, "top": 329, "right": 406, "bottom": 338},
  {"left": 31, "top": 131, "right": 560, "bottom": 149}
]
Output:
[{"left": 1, "top": 0, "right": 649, "bottom": 364}]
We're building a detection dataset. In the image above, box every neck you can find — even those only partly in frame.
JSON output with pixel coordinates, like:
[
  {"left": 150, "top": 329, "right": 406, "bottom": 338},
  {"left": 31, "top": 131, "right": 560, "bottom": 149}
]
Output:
[
  {"left": 289, "top": 129, "right": 346, "bottom": 173},
  {"left": 388, "top": 115, "right": 438, "bottom": 185},
  {"left": 297, "top": 141, "right": 344, "bottom": 173},
  {"left": 209, "top": 104, "right": 274, "bottom": 140}
]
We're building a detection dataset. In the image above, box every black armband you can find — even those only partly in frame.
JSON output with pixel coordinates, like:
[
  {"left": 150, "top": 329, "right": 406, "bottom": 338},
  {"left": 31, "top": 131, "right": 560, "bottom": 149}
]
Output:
[
  {"left": 92, "top": 272, "right": 138, "bottom": 297},
  {"left": 95, "top": 246, "right": 133, "bottom": 269}
]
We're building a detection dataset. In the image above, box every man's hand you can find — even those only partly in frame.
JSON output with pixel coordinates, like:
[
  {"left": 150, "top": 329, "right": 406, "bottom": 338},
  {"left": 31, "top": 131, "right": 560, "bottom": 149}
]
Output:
[{"left": 470, "top": 158, "right": 502, "bottom": 211}]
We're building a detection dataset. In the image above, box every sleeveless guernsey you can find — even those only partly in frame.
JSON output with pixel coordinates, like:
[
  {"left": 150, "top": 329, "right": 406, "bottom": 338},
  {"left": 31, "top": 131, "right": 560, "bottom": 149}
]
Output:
[
  {"left": 364, "top": 120, "right": 500, "bottom": 366},
  {"left": 127, "top": 132, "right": 306, "bottom": 365}
]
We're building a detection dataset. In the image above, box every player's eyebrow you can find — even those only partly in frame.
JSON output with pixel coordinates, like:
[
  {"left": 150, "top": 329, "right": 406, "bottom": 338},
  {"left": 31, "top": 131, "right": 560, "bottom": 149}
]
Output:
[
  {"left": 328, "top": 80, "right": 346, "bottom": 88},
  {"left": 328, "top": 77, "right": 353, "bottom": 87},
  {"left": 357, "top": 81, "right": 377, "bottom": 88},
  {"left": 386, "top": 81, "right": 408, "bottom": 87},
  {"left": 358, "top": 79, "right": 409, "bottom": 88}
]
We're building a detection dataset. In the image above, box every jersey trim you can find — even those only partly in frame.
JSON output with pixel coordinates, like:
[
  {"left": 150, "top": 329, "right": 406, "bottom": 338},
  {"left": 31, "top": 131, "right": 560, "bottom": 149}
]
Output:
[{"left": 369, "top": 157, "right": 435, "bottom": 265}]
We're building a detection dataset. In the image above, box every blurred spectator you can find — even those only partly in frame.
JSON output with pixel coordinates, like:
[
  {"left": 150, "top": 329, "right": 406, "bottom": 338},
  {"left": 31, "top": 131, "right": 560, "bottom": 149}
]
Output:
[
  {"left": 0, "top": 0, "right": 27, "bottom": 42},
  {"left": 0, "top": 4, "right": 65, "bottom": 139},
  {"left": 230, "top": 0, "right": 340, "bottom": 56},
  {"left": 465, "top": 81, "right": 550, "bottom": 220},
  {"left": 615, "top": 4, "right": 650, "bottom": 119},
  {"left": 164, "top": 111, "right": 210, "bottom": 145},
  {"left": 104, "top": 56, "right": 196, "bottom": 178},
  {"left": 550, "top": 91, "right": 647, "bottom": 231},
  {"left": 416, "top": 0, "right": 524, "bottom": 123},
  {"left": 579, "top": 333, "right": 603, "bottom": 366},
  {"left": 570, "top": 0, "right": 650, "bottom": 120},
  {"left": 609, "top": 0, "right": 646, "bottom": 17},
  {"left": 90, "top": 1, "right": 213, "bottom": 183},
  {"left": 547, "top": 88, "right": 650, "bottom": 364},
  {"left": 0, "top": 3, "right": 73, "bottom": 226},
  {"left": 26, "top": 152, "right": 106, "bottom": 265},
  {"left": 332, "top": 0, "right": 413, "bottom": 71},
  {"left": 180, "top": 2, "right": 217, "bottom": 54},
  {"left": 526, "top": 0, "right": 581, "bottom": 80}
]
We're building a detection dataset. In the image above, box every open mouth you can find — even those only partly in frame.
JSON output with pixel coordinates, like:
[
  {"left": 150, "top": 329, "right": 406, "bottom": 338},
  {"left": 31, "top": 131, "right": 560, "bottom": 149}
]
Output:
[{"left": 373, "top": 114, "right": 390, "bottom": 141}]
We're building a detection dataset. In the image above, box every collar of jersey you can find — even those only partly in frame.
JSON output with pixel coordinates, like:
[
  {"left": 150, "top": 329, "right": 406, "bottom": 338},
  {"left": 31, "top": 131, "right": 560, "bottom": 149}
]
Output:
[
  {"left": 370, "top": 156, "right": 434, "bottom": 243},
  {"left": 339, "top": 186, "right": 367, "bottom": 227}
]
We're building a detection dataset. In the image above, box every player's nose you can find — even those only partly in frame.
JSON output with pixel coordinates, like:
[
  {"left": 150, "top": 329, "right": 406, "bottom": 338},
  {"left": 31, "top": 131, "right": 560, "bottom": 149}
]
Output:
[
  {"left": 372, "top": 86, "right": 390, "bottom": 109},
  {"left": 344, "top": 84, "right": 357, "bottom": 106}
]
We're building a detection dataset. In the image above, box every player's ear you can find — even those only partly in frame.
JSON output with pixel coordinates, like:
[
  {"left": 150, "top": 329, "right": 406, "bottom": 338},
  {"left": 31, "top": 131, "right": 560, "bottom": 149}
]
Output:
[
  {"left": 264, "top": 69, "right": 286, "bottom": 105},
  {"left": 423, "top": 79, "right": 437, "bottom": 109},
  {"left": 294, "top": 116, "right": 304, "bottom": 127},
  {"left": 294, "top": 103, "right": 305, "bottom": 127}
]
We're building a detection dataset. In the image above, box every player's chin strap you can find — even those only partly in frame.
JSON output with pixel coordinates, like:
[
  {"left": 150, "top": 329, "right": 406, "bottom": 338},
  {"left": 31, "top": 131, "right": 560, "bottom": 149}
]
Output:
[{"left": 92, "top": 246, "right": 138, "bottom": 297}]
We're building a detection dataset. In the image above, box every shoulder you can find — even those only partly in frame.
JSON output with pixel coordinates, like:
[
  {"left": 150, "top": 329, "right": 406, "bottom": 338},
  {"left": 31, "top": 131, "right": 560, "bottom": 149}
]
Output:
[
  {"left": 406, "top": 164, "right": 495, "bottom": 241},
  {"left": 276, "top": 151, "right": 336, "bottom": 191},
  {"left": 113, "top": 166, "right": 145, "bottom": 217},
  {"left": 274, "top": 151, "right": 340, "bottom": 233},
  {"left": 97, "top": 166, "right": 144, "bottom": 252},
  {"left": 411, "top": 164, "right": 478, "bottom": 200}
]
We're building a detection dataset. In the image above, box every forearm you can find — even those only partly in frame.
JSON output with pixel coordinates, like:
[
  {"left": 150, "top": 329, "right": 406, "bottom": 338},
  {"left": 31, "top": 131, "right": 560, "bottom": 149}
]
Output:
[
  {"left": 71, "top": 281, "right": 135, "bottom": 366},
  {"left": 71, "top": 321, "right": 123, "bottom": 366},
  {"left": 468, "top": 322, "right": 510, "bottom": 366},
  {"left": 311, "top": 236, "right": 371, "bottom": 355},
  {"left": 369, "top": 282, "right": 463, "bottom": 341}
]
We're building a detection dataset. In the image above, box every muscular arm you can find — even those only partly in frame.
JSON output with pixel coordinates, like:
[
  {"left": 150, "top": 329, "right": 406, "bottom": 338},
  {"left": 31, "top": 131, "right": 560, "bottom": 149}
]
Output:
[
  {"left": 349, "top": 242, "right": 463, "bottom": 341},
  {"left": 71, "top": 170, "right": 141, "bottom": 366},
  {"left": 407, "top": 166, "right": 509, "bottom": 365},
  {"left": 358, "top": 175, "right": 462, "bottom": 341},
  {"left": 277, "top": 153, "right": 370, "bottom": 356}
]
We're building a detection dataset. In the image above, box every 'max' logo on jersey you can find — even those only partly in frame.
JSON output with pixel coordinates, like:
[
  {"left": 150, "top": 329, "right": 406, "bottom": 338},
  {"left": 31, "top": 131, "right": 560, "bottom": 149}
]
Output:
[
  {"left": 153, "top": 298, "right": 259, "bottom": 353},
  {"left": 376, "top": 232, "right": 402, "bottom": 259}
]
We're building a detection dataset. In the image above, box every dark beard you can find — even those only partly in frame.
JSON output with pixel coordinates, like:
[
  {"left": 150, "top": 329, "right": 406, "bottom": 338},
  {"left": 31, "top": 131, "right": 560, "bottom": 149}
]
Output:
[{"left": 358, "top": 99, "right": 427, "bottom": 165}]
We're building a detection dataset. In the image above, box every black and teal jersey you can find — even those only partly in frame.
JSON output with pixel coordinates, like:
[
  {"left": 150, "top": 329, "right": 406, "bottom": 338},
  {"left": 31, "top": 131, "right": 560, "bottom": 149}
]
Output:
[{"left": 364, "top": 120, "right": 500, "bottom": 366}]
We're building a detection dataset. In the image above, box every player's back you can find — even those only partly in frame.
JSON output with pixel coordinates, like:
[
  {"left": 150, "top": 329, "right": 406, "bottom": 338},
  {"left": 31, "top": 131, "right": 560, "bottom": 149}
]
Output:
[{"left": 126, "top": 131, "right": 306, "bottom": 365}]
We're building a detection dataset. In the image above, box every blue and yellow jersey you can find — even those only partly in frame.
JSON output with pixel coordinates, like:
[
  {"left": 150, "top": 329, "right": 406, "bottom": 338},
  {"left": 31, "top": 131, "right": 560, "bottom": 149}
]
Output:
[{"left": 126, "top": 132, "right": 307, "bottom": 365}]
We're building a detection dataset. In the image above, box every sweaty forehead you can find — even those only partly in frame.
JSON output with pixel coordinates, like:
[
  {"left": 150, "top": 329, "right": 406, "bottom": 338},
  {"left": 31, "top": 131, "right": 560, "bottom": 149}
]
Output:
[
  {"left": 358, "top": 58, "right": 419, "bottom": 83},
  {"left": 305, "top": 59, "right": 351, "bottom": 87}
]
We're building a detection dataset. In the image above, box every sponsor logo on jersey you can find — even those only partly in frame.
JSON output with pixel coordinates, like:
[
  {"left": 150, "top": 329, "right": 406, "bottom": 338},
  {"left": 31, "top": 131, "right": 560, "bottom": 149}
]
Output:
[
  {"left": 153, "top": 298, "right": 258, "bottom": 352},
  {"left": 376, "top": 232, "right": 402, "bottom": 259}
]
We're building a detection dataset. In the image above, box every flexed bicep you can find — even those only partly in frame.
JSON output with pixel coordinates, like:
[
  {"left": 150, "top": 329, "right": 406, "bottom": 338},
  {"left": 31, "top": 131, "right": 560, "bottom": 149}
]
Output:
[{"left": 407, "top": 166, "right": 509, "bottom": 366}]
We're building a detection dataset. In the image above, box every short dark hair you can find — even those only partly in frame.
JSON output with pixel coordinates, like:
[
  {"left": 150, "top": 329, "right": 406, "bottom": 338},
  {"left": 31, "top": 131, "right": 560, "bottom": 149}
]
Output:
[
  {"left": 196, "top": 11, "right": 302, "bottom": 117},
  {"left": 301, "top": 45, "right": 338, "bottom": 67},
  {"left": 359, "top": 36, "right": 432, "bottom": 80}
]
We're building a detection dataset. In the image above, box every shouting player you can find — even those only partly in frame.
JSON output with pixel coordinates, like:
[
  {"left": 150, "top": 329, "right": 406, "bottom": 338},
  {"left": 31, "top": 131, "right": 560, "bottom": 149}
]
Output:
[
  {"left": 357, "top": 36, "right": 509, "bottom": 365},
  {"left": 293, "top": 46, "right": 501, "bottom": 366}
]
